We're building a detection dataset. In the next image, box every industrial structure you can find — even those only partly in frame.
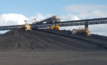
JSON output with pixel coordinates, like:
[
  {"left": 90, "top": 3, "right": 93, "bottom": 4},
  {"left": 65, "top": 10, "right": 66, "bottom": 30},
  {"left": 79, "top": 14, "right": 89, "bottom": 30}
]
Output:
[
  {"left": 32, "top": 15, "right": 60, "bottom": 30},
  {"left": 32, "top": 15, "right": 60, "bottom": 24},
  {"left": 0, "top": 15, "right": 107, "bottom": 36},
  {"left": 18, "top": 20, "right": 32, "bottom": 31},
  {"left": 72, "top": 21, "right": 90, "bottom": 36}
]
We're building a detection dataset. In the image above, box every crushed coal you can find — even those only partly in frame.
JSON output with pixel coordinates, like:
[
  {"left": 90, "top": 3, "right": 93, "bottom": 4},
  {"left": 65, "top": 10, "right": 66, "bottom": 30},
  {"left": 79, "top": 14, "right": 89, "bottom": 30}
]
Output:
[{"left": 0, "top": 29, "right": 107, "bottom": 51}]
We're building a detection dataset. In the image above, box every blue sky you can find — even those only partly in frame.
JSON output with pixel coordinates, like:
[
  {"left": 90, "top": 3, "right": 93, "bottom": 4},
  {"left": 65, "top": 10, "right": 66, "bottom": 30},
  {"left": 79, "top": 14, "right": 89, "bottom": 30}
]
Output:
[
  {"left": 0, "top": 0, "right": 107, "bottom": 17},
  {"left": 0, "top": 0, "right": 107, "bottom": 35}
]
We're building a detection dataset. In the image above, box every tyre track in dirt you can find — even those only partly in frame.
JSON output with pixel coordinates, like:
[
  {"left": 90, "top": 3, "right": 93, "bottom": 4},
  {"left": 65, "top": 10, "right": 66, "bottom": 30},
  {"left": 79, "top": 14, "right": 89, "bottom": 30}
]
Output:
[
  {"left": 20, "top": 30, "right": 48, "bottom": 50},
  {"left": 46, "top": 29, "right": 107, "bottom": 42},
  {"left": 20, "top": 30, "right": 72, "bottom": 51},
  {"left": 11, "top": 29, "right": 21, "bottom": 49},
  {"left": 24, "top": 30, "right": 94, "bottom": 51},
  {"left": 91, "top": 34, "right": 107, "bottom": 42},
  {"left": 0, "top": 30, "right": 14, "bottom": 49},
  {"left": 0, "top": 30, "right": 21, "bottom": 50},
  {"left": 36, "top": 29, "right": 107, "bottom": 50},
  {"left": 0, "top": 29, "right": 106, "bottom": 51},
  {"left": 20, "top": 29, "right": 107, "bottom": 50}
]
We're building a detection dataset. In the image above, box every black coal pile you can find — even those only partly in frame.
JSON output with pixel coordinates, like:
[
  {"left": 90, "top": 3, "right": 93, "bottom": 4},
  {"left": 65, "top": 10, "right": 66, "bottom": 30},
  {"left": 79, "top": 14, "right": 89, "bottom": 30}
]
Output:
[{"left": 0, "top": 29, "right": 107, "bottom": 51}]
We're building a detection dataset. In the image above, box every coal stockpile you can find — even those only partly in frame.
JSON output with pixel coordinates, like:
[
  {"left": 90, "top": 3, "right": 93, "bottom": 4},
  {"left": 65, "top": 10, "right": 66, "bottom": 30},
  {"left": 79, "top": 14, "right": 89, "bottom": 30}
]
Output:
[
  {"left": 0, "top": 29, "right": 107, "bottom": 51},
  {"left": 0, "top": 29, "right": 107, "bottom": 65}
]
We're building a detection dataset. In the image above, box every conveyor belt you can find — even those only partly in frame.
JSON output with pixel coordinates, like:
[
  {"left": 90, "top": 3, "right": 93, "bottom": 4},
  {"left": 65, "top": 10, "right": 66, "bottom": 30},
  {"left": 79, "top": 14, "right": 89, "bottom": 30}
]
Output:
[{"left": 0, "top": 17, "right": 107, "bottom": 30}]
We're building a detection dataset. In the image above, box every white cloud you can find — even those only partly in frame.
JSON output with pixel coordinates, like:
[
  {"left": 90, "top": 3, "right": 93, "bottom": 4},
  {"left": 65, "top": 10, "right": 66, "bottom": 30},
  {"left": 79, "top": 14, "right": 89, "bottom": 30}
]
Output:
[
  {"left": 0, "top": 13, "right": 28, "bottom": 26},
  {"left": 34, "top": 13, "right": 45, "bottom": 20},
  {"left": 61, "top": 13, "right": 75, "bottom": 19},
  {"left": 63, "top": 4, "right": 107, "bottom": 19},
  {"left": 65, "top": 4, "right": 107, "bottom": 13},
  {"left": 71, "top": 16, "right": 80, "bottom": 20},
  {"left": 89, "top": 24, "right": 107, "bottom": 32}
]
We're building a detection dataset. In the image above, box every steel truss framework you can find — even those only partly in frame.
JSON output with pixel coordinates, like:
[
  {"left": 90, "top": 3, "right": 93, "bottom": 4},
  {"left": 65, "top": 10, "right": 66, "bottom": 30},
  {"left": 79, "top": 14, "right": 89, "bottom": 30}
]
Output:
[{"left": 0, "top": 18, "right": 107, "bottom": 30}]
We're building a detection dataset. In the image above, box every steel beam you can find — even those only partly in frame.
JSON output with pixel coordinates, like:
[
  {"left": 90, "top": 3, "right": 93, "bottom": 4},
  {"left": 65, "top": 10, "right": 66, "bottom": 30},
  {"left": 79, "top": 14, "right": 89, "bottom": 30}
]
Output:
[{"left": 0, "top": 17, "right": 107, "bottom": 30}]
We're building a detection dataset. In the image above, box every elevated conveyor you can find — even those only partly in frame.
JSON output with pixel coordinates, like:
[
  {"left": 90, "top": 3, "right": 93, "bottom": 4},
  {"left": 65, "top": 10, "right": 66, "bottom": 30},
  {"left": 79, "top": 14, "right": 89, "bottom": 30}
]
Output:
[{"left": 0, "top": 17, "right": 107, "bottom": 30}]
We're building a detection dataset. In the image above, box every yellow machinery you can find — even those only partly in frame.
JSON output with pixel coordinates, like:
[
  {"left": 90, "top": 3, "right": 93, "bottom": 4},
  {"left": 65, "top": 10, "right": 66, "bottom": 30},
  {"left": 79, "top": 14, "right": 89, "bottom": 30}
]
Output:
[
  {"left": 47, "top": 24, "right": 60, "bottom": 30},
  {"left": 18, "top": 20, "right": 32, "bottom": 31},
  {"left": 72, "top": 22, "right": 90, "bottom": 37},
  {"left": 72, "top": 28, "right": 90, "bottom": 37}
]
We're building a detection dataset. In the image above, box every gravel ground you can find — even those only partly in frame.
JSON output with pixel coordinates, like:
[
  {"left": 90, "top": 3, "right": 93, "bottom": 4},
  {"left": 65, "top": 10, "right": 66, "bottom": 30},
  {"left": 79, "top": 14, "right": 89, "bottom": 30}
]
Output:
[
  {"left": 0, "top": 29, "right": 107, "bottom": 51},
  {"left": 0, "top": 51, "right": 107, "bottom": 65},
  {"left": 0, "top": 29, "right": 107, "bottom": 65}
]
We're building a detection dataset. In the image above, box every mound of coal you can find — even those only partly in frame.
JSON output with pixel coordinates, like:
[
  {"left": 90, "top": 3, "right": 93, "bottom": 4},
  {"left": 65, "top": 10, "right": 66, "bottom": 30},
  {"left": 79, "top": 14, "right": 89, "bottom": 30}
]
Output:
[{"left": 0, "top": 29, "right": 107, "bottom": 51}]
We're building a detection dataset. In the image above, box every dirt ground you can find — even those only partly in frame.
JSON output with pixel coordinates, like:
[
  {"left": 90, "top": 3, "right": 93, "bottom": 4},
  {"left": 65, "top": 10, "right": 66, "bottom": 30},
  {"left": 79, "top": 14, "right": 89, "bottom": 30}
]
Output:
[
  {"left": 0, "top": 51, "right": 107, "bottom": 65},
  {"left": 0, "top": 29, "right": 107, "bottom": 51},
  {"left": 0, "top": 29, "right": 107, "bottom": 65}
]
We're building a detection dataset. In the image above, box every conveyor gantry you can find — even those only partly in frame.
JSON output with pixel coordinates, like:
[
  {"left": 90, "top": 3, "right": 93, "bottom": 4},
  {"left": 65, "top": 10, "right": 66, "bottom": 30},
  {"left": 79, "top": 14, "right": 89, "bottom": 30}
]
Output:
[{"left": 0, "top": 17, "right": 107, "bottom": 30}]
